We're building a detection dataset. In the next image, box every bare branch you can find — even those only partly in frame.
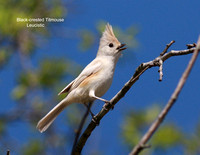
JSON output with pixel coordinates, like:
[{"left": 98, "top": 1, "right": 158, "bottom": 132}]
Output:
[
  {"left": 160, "top": 40, "right": 175, "bottom": 56},
  {"left": 158, "top": 40, "right": 175, "bottom": 81},
  {"left": 158, "top": 59, "right": 163, "bottom": 81},
  {"left": 73, "top": 40, "right": 199, "bottom": 154},
  {"left": 130, "top": 36, "right": 200, "bottom": 155},
  {"left": 71, "top": 102, "right": 92, "bottom": 154},
  {"left": 186, "top": 43, "right": 196, "bottom": 49}
]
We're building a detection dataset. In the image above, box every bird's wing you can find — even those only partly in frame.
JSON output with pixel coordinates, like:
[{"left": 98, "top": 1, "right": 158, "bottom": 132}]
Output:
[
  {"left": 70, "top": 59, "right": 102, "bottom": 90},
  {"left": 58, "top": 79, "right": 75, "bottom": 95},
  {"left": 58, "top": 59, "right": 102, "bottom": 95}
]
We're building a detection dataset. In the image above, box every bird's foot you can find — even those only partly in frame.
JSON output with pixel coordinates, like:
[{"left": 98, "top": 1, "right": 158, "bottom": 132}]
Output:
[{"left": 103, "top": 101, "right": 114, "bottom": 111}]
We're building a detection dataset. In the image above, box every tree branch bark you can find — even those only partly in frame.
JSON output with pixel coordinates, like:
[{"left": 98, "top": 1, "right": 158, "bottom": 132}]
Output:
[
  {"left": 130, "top": 36, "right": 200, "bottom": 155},
  {"left": 72, "top": 39, "right": 199, "bottom": 154},
  {"left": 71, "top": 102, "right": 92, "bottom": 154}
]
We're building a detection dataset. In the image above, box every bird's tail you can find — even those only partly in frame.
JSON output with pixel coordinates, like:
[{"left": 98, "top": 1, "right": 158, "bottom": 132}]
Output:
[{"left": 37, "top": 98, "right": 71, "bottom": 133}]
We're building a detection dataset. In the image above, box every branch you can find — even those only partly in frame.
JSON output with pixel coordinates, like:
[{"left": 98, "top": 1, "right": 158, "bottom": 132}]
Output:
[
  {"left": 130, "top": 36, "right": 200, "bottom": 155},
  {"left": 73, "top": 40, "right": 199, "bottom": 154},
  {"left": 71, "top": 102, "right": 92, "bottom": 154},
  {"left": 160, "top": 40, "right": 175, "bottom": 56}
]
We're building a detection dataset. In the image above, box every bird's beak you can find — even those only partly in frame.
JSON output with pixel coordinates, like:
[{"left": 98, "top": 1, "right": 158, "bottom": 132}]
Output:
[{"left": 117, "top": 44, "right": 127, "bottom": 52}]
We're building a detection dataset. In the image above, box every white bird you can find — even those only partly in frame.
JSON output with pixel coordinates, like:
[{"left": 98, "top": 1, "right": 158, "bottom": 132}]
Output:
[{"left": 37, "top": 23, "right": 126, "bottom": 132}]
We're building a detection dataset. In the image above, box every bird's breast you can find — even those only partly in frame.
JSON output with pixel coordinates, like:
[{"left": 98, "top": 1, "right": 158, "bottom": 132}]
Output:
[
  {"left": 75, "top": 57, "right": 116, "bottom": 103},
  {"left": 93, "top": 64, "right": 115, "bottom": 97}
]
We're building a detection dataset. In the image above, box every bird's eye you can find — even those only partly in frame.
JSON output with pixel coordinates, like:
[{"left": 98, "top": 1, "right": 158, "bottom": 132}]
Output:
[{"left": 109, "top": 43, "right": 114, "bottom": 48}]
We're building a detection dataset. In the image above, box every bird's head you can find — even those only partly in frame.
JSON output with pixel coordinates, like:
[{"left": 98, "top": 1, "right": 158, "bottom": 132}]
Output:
[{"left": 97, "top": 23, "right": 126, "bottom": 58}]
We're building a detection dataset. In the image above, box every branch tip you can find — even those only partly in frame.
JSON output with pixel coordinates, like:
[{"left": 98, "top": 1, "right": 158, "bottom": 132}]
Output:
[
  {"left": 186, "top": 43, "right": 196, "bottom": 49},
  {"left": 160, "top": 40, "right": 175, "bottom": 56}
]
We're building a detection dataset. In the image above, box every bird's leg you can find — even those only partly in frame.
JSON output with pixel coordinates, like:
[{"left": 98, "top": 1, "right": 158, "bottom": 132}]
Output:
[
  {"left": 89, "top": 90, "right": 114, "bottom": 111},
  {"left": 89, "top": 90, "right": 110, "bottom": 103},
  {"left": 91, "top": 95, "right": 114, "bottom": 111},
  {"left": 92, "top": 95, "right": 110, "bottom": 103}
]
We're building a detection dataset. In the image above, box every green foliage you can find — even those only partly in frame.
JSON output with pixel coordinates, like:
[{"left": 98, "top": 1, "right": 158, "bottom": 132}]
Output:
[
  {"left": 18, "top": 71, "right": 38, "bottom": 88},
  {"left": 0, "top": 1, "right": 69, "bottom": 153},
  {"left": 0, "top": 48, "right": 11, "bottom": 67},
  {"left": 22, "top": 140, "right": 44, "bottom": 155},
  {"left": 11, "top": 85, "right": 27, "bottom": 100},
  {"left": 122, "top": 104, "right": 200, "bottom": 155},
  {"left": 121, "top": 105, "right": 161, "bottom": 147},
  {"left": 121, "top": 104, "right": 183, "bottom": 154},
  {"left": 0, "top": 0, "right": 65, "bottom": 68},
  {"left": 152, "top": 124, "right": 182, "bottom": 149},
  {"left": 11, "top": 58, "right": 75, "bottom": 101},
  {"left": 38, "top": 58, "right": 68, "bottom": 87},
  {"left": 182, "top": 123, "right": 200, "bottom": 155}
]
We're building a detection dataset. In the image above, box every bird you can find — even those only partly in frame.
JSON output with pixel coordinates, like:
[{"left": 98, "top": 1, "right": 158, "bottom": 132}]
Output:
[{"left": 37, "top": 23, "right": 126, "bottom": 133}]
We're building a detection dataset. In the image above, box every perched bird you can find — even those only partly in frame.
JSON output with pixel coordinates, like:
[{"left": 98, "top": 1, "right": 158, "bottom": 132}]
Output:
[{"left": 37, "top": 23, "right": 126, "bottom": 132}]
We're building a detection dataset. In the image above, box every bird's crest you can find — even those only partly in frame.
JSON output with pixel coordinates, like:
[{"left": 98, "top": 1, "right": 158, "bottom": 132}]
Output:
[{"left": 100, "top": 23, "right": 120, "bottom": 46}]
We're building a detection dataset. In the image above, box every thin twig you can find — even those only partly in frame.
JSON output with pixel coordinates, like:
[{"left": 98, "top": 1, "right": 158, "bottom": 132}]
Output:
[
  {"left": 71, "top": 102, "right": 92, "bottom": 155},
  {"left": 130, "top": 36, "right": 200, "bottom": 155},
  {"left": 160, "top": 40, "right": 175, "bottom": 56},
  {"left": 158, "top": 59, "right": 163, "bottom": 81},
  {"left": 186, "top": 43, "right": 196, "bottom": 49},
  {"left": 73, "top": 41, "right": 198, "bottom": 154},
  {"left": 158, "top": 40, "right": 175, "bottom": 81}
]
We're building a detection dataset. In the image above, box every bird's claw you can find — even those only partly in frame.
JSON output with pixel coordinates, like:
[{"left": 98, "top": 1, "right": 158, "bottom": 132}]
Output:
[{"left": 103, "top": 101, "right": 114, "bottom": 111}]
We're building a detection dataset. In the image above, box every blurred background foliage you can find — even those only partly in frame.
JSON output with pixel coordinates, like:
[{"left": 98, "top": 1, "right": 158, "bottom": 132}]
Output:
[
  {"left": 0, "top": 0, "right": 199, "bottom": 155},
  {"left": 121, "top": 104, "right": 200, "bottom": 154}
]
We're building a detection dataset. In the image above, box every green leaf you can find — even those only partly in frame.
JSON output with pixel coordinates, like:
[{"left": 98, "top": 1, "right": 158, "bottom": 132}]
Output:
[{"left": 11, "top": 85, "right": 27, "bottom": 100}]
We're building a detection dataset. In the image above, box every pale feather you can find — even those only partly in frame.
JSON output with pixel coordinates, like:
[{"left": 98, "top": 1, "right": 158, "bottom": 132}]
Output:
[
  {"left": 100, "top": 23, "right": 119, "bottom": 44},
  {"left": 58, "top": 59, "right": 102, "bottom": 95},
  {"left": 37, "top": 97, "right": 71, "bottom": 133}
]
